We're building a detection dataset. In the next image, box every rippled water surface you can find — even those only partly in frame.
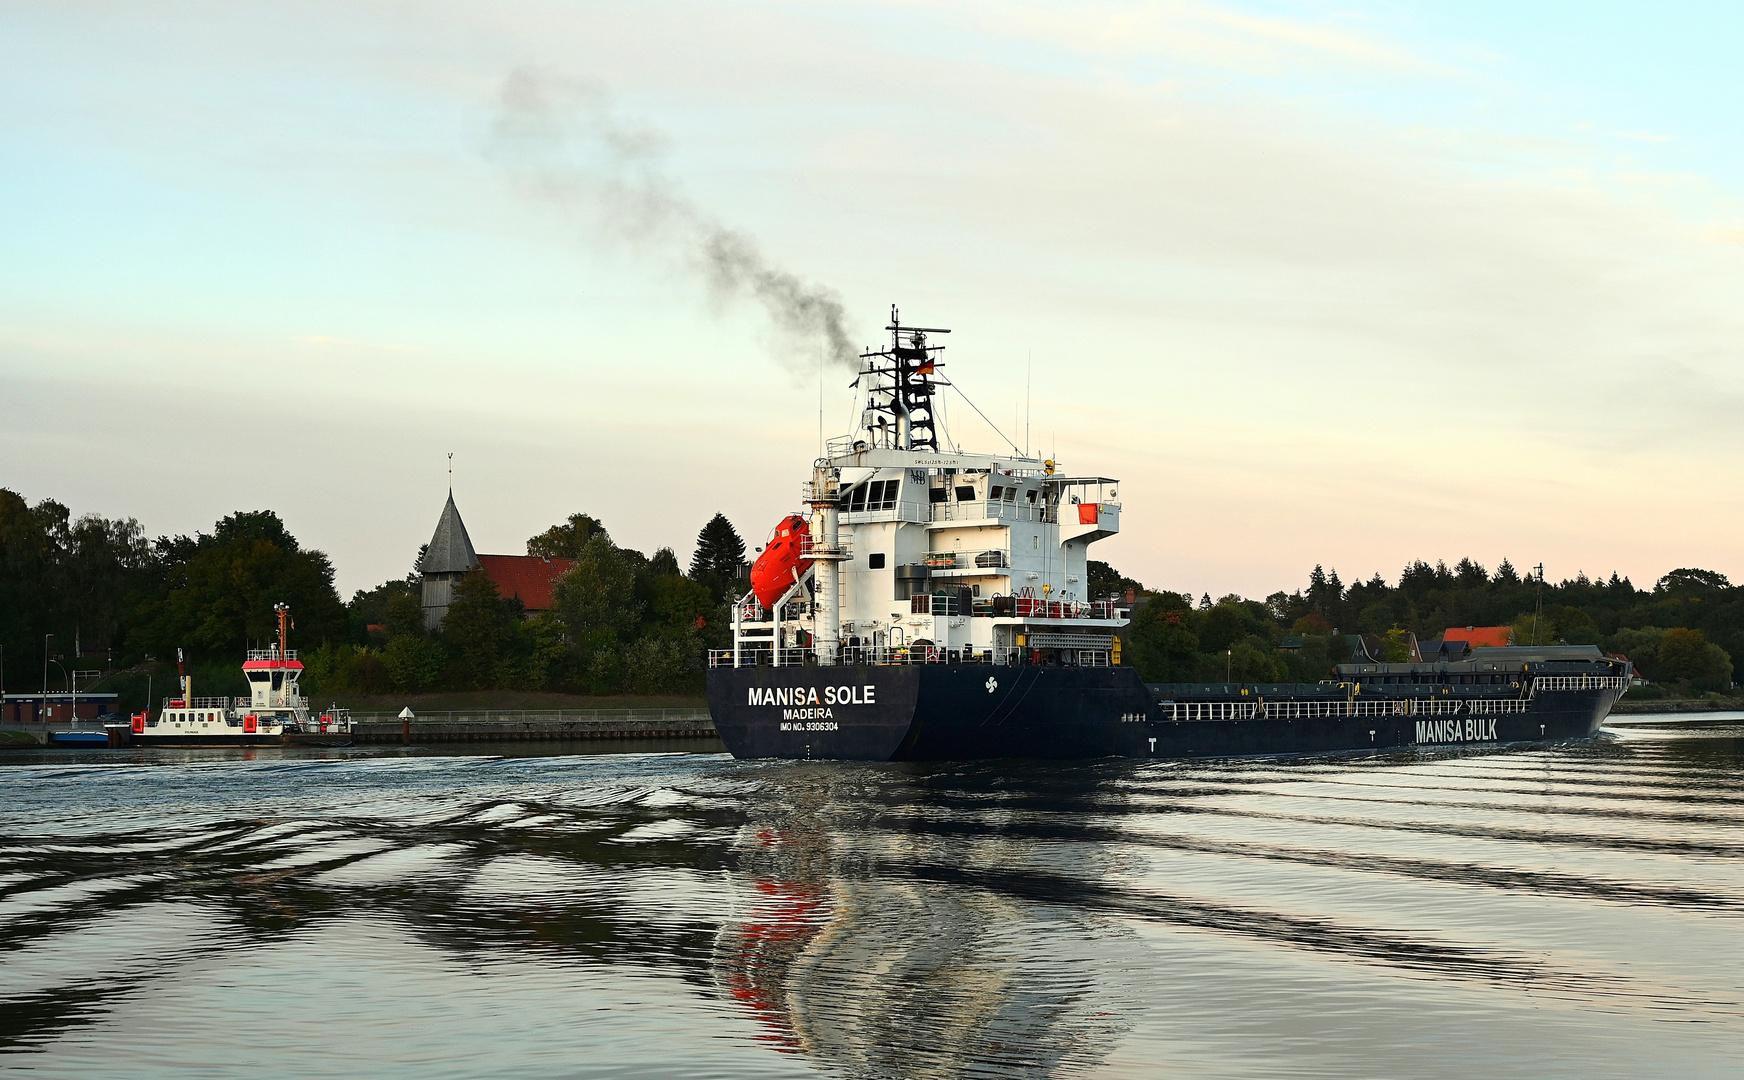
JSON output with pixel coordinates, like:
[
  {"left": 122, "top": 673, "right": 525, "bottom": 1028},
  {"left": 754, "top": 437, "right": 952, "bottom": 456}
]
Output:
[{"left": 3, "top": 722, "right": 1742, "bottom": 1078}]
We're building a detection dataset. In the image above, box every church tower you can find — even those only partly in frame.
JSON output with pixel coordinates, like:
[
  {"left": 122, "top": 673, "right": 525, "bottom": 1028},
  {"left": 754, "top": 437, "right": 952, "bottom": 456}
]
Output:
[{"left": 420, "top": 491, "right": 480, "bottom": 630}]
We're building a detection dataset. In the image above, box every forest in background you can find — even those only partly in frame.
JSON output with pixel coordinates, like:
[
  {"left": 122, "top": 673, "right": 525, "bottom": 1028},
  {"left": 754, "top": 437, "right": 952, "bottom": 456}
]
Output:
[{"left": 2, "top": 486, "right": 1737, "bottom": 708}]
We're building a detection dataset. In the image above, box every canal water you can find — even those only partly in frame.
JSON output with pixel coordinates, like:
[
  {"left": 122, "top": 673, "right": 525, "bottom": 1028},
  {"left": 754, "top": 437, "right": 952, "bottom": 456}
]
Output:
[{"left": 2, "top": 720, "right": 1741, "bottom": 1078}]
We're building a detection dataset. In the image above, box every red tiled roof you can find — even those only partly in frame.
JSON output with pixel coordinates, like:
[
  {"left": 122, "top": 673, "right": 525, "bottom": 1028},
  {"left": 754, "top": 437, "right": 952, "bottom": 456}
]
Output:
[
  {"left": 477, "top": 554, "right": 574, "bottom": 612},
  {"left": 1443, "top": 625, "right": 1512, "bottom": 648}
]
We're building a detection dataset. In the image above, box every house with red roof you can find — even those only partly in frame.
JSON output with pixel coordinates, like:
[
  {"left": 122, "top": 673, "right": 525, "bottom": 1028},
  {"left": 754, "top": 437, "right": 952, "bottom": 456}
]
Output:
[
  {"left": 1443, "top": 625, "right": 1513, "bottom": 648},
  {"left": 419, "top": 493, "right": 573, "bottom": 629}
]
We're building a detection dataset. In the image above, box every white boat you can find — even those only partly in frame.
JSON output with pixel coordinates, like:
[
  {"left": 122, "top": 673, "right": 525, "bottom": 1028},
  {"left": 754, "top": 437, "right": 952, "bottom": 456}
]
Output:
[{"left": 130, "top": 604, "right": 353, "bottom": 747}]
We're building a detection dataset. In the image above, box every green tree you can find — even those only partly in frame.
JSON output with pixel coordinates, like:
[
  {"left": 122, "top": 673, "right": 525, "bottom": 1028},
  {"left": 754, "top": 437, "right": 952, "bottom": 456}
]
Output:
[
  {"left": 1127, "top": 595, "right": 1199, "bottom": 681},
  {"left": 135, "top": 511, "right": 346, "bottom": 662},
  {"left": 504, "top": 615, "right": 569, "bottom": 690},
  {"left": 528, "top": 514, "right": 608, "bottom": 559},
  {"left": 442, "top": 569, "right": 519, "bottom": 690},
  {"left": 1658, "top": 627, "right": 1733, "bottom": 691},
  {"left": 1086, "top": 560, "right": 1143, "bottom": 603},
  {"left": 621, "top": 635, "right": 705, "bottom": 694},
  {"left": 1358, "top": 602, "right": 1395, "bottom": 634},
  {"left": 689, "top": 513, "right": 745, "bottom": 602},
  {"left": 553, "top": 534, "right": 643, "bottom": 693}
]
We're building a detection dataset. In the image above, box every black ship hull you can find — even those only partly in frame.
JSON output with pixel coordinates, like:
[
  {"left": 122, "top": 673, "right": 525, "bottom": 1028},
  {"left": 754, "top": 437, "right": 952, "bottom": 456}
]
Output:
[{"left": 707, "top": 665, "right": 1620, "bottom": 761}]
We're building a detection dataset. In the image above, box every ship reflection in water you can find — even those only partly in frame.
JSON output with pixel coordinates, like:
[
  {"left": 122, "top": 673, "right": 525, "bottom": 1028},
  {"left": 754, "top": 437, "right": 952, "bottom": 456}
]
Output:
[
  {"left": 714, "top": 768, "right": 1130, "bottom": 1077},
  {"left": 2, "top": 726, "right": 1743, "bottom": 1078}
]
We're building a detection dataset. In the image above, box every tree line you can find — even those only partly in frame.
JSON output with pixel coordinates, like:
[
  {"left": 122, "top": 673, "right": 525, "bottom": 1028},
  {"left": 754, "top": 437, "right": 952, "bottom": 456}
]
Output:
[
  {"left": 0, "top": 487, "right": 746, "bottom": 704},
  {"left": 1117, "top": 558, "right": 1738, "bottom": 695},
  {"left": 4, "top": 485, "right": 1738, "bottom": 703}
]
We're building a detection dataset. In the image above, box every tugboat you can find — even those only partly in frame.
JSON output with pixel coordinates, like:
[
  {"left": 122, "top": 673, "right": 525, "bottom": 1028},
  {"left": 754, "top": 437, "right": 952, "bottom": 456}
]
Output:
[
  {"left": 129, "top": 604, "right": 353, "bottom": 747},
  {"left": 706, "top": 308, "right": 1631, "bottom": 760}
]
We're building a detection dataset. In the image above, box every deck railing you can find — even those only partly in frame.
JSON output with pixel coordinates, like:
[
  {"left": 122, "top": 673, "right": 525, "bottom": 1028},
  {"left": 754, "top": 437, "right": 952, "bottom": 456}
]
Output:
[
  {"left": 1532, "top": 675, "right": 1628, "bottom": 691},
  {"left": 245, "top": 649, "right": 298, "bottom": 662}
]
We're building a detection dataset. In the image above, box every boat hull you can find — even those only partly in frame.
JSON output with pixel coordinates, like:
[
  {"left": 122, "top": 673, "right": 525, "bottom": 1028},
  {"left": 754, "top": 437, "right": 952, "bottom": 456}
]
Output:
[
  {"left": 707, "top": 664, "right": 1620, "bottom": 761},
  {"left": 128, "top": 732, "right": 354, "bottom": 748}
]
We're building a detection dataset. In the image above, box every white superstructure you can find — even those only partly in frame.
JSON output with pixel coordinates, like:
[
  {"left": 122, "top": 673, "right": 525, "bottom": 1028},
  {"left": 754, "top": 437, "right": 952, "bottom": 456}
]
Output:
[{"left": 723, "top": 310, "right": 1129, "bottom": 669}]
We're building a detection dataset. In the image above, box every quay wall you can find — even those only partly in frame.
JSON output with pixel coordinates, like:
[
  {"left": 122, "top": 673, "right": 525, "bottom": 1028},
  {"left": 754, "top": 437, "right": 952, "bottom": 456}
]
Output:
[{"left": 351, "top": 708, "right": 717, "bottom": 744}]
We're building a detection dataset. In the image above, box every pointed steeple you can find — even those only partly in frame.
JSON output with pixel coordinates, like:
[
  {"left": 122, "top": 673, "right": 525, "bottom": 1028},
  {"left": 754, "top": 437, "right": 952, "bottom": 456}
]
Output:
[{"left": 422, "top": 492, "right": 479, "bottom": 575}]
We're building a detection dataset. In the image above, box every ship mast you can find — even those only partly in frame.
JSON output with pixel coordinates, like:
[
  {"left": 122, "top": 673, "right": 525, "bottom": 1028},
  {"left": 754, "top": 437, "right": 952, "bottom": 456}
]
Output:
[
  {"left": 275, "top": 603, "right": 291, "bottom": 662},
  {"left": 855, "top": 306, "right": 949, "bottom": 451}
]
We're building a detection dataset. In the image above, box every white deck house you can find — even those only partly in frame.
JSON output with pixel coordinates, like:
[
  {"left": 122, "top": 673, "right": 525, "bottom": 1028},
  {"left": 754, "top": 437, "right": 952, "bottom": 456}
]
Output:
[{"left": 724, "top": 311, "right": 1128, "bottom": 668}]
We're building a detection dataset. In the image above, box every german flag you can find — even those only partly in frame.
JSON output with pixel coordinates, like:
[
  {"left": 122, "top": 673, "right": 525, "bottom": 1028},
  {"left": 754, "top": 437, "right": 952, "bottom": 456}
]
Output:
[{"left": 916, "top": 358, "right": 936, "bottom": 375}]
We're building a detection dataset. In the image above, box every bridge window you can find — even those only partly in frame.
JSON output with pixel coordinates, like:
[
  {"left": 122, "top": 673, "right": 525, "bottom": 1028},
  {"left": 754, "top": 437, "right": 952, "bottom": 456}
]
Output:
[
  {"left": 929, "top": 487, "right": 948, "bottom": 503},
  {"left": 989, "top": 486, "right": 1003, "bottom": 500},
  {"left": 867, "top": 479, "right": 898, "bottom": 511},
  {"left": 955, "top": 486, "right": 975, "bottom": 501}
]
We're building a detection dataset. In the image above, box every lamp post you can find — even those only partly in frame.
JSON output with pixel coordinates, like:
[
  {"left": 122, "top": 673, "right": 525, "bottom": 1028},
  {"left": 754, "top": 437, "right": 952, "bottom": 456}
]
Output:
[
  {"left": 42, "top": 633, "right": 52, "bottom": 723},
  {"left": 48, "top": 658, "right": 68, "bottom": 724}
]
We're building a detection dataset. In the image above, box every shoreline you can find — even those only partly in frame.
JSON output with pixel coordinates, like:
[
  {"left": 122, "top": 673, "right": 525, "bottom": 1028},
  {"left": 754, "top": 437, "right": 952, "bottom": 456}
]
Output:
[{"left": 1610, "top": 697, "right": 1744, "bottom": 714}]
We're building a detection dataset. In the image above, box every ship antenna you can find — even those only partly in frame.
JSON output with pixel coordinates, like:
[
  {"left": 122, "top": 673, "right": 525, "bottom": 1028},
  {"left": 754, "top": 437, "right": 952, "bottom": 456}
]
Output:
[{"left": 1532, "top": 564, "right": 1545, "bottom": 645}]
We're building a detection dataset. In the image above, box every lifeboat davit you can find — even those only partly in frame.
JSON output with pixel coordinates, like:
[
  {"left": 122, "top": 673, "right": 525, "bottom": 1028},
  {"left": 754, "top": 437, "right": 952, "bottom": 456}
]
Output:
[{"left": 750, "top": 514, "right": 814, "bottom": 609}]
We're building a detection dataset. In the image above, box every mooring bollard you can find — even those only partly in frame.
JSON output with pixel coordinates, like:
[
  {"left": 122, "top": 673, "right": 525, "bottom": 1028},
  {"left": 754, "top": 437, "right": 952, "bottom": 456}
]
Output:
[{"left": 399, "top": 706, "right": 415, "bottom": 746}]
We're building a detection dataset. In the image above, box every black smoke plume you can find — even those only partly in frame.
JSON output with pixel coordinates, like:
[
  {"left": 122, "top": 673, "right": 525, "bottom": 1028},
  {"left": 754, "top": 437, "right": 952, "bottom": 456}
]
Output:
[{"left": 489, "top": 69, "right": 857, "bottom": 371}]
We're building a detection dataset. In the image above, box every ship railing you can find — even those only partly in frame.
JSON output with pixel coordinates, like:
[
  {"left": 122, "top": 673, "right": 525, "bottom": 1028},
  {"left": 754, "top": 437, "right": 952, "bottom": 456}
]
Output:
[
  {"left": 311, "top": 709, "right": 352, "bottom": 732},
  {"left": 709, "top": 645, "right": 1121, "bottom": 668},
  {"left": 923, "top": 549, "right": 1009, "bottom": 571},
  {"left": 1242, "top": 698, "right": 1533, "bottom": 720},
  {"left": 1161, "top": 702, "right": 1262, "bottom": 722},
  {"left": 911, "top": 593, "right": 968, "bottom": 616},
  {"left": 709, "top": 647, "right": 822, "bottom": 668},
  {"left": 162, "top": 696, "right": 235, "bottom": 711},
  {"left": 1532, "top": 675, "right": 1628, "bottom": 692},
  {"left": 929, "top": 500, "right": 1057, "bottom": 524},
  {"left": 841, "top": 501, "right": 929, "bottom": 525},
  {"left": 799, "top": 534, "right": 852, "bottom": 558},
  {"left": 245, "top": 649, "right": 298, "bottom": 662},
  {"left": 992, "top": 597, "right": 1122, "bottom": 620},
  {"left": 986, "top": 645, "right": 1111, "bottom": 666},
  {"left": 1467, "top": 698, "right": 1532, "bottom": 714}
]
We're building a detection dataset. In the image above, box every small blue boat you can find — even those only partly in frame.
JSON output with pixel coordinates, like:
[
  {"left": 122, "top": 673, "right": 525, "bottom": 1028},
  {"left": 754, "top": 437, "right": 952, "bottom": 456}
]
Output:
[{"left": 48, "top": 727, "right": 114, "bottom": 745}]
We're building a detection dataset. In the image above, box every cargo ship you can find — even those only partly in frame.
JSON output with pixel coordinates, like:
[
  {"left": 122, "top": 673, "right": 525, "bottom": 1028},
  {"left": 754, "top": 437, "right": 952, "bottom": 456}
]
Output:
[
  {"left": 128, "top": 604, "right": 353, "bottom": 747},
  {"left": 706, "top": 309, "right": 1630, "bottom": 760}
]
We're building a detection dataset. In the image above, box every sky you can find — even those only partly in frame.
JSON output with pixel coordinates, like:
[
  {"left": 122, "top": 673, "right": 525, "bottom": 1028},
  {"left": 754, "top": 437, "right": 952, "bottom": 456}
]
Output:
[{"left": 3, "top": 1, "right": 1742, "bottom": 601}]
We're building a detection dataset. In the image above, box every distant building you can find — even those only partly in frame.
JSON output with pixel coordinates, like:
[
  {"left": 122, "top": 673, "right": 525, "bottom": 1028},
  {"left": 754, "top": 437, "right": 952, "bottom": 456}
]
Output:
[
  {"left": 1417, "top": 639, "right": 1473, "bottom": 662},
  {"left": 1444, "top": 625, "right": 1512, "bottom": 649},
  {"left": 4, "top": 693, "right": 120, "bottom": 725},
  {"left": 419, "top": 493, "right": 575, "bottom": 630}
]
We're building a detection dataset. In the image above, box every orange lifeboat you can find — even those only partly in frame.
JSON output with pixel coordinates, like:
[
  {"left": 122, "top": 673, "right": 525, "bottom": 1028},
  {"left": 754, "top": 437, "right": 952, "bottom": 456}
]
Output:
[{"left": 750, "top": 514, "right": 814, "bottom": 609}]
